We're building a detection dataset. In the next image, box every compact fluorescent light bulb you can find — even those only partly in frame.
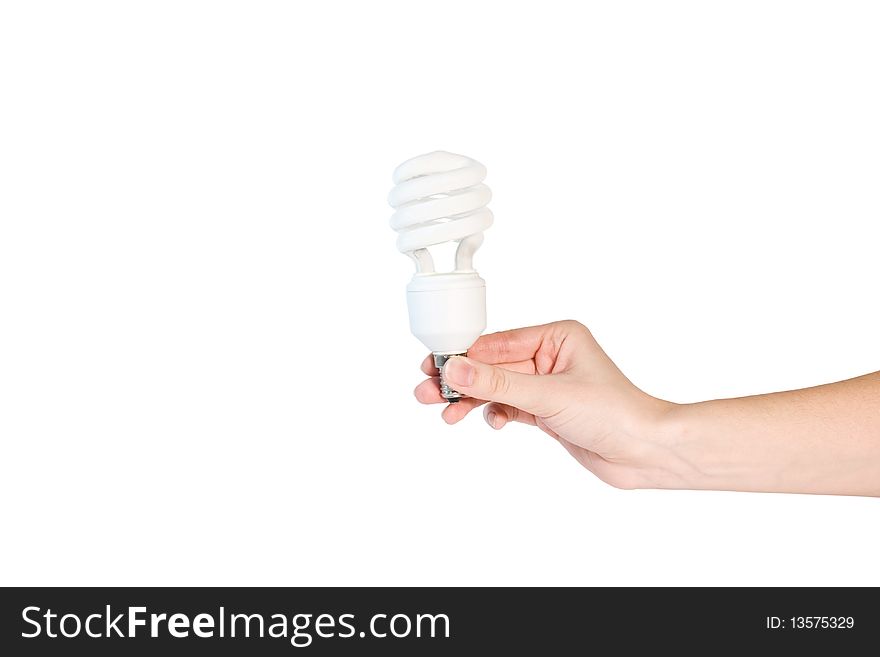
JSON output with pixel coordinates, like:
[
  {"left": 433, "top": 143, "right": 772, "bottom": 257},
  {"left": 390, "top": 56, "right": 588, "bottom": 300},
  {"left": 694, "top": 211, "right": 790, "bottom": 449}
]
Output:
[{"left": 388, "top": 151, "right": 493, "bottom": 402}]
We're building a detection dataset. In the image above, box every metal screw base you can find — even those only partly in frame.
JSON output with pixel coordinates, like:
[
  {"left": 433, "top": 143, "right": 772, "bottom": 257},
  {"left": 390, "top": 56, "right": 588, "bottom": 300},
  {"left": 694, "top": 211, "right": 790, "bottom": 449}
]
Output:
[{"left": 434, "top": 352, "right": 467, "bottom": 403}]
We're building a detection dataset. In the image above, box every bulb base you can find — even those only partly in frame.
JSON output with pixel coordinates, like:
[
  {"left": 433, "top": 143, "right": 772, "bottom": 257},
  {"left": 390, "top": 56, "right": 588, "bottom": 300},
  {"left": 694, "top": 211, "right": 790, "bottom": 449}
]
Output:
[
  {"left": 434, "top": 352, "right": 467, "bottom": 403},
  {"left": 407, "top": 273, "right": 486, "bottom": 356}
]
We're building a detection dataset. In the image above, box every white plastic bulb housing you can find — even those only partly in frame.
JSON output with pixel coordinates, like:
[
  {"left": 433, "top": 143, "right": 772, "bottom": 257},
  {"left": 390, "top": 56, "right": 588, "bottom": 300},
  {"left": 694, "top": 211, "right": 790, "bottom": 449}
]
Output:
[{"left": 389, "top": 151, "right": 493, "bottom": 401}]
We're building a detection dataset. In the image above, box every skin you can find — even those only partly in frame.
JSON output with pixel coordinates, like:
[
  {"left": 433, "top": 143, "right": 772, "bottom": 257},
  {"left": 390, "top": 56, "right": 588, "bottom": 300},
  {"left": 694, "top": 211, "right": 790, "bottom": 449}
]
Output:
[{"left": 414, "top": 321, "right": 880, "bottom": 497}]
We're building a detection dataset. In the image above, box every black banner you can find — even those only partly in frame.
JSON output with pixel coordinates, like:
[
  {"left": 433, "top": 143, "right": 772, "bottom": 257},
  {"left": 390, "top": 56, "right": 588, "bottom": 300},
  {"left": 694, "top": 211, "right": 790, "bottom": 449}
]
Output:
[{"left": 0, "top": 587, "right": 876, "bottom": 654}]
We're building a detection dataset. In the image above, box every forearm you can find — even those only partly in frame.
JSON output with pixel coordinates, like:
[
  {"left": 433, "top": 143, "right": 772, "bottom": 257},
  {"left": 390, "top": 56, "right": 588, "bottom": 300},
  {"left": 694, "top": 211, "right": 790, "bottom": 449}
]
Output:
[{"left": 660, "top": 372, "right": 880, "bottom": 496}]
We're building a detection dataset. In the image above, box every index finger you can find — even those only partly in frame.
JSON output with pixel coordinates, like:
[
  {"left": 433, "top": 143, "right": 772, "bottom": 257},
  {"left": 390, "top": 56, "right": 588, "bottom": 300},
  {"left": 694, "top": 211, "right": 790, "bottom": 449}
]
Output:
[
  {"left": 422, "top": 323, "right": 565, "bottom": 371},
  {"left": 467, "top": 323, "right": 556, "bottom": 364}
]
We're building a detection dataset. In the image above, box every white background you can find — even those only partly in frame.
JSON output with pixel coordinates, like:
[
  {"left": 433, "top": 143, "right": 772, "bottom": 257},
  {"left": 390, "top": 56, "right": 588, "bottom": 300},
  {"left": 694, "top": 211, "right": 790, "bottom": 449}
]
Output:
[{"left": 1, "top": 1, "right": 878, "bottom": 586}]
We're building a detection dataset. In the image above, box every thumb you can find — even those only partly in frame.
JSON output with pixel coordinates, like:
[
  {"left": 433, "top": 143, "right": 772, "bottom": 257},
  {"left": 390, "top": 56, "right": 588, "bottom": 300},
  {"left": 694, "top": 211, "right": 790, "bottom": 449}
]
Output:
[{"left": 443, "top": 356, "right": 559, "bottom": 417}]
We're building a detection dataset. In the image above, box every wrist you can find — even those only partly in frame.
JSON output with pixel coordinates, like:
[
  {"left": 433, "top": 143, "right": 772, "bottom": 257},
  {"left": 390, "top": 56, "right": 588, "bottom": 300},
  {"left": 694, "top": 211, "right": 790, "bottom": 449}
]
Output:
[
  {"left": 637, "top": 400, "right": 723, "bottom": 491},
  {"left": 650, "top": 400, "right": 759, "bottom": 492}
]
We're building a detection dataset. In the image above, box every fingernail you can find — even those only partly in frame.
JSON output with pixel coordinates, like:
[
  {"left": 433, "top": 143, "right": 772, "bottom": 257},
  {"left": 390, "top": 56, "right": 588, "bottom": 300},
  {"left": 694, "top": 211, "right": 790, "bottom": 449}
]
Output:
[
  {"left": 444, "top": 357, "right": 475, "bottom": 387},
  {"left": 487, "top": 411, "right": 498, "bottom": 429}
]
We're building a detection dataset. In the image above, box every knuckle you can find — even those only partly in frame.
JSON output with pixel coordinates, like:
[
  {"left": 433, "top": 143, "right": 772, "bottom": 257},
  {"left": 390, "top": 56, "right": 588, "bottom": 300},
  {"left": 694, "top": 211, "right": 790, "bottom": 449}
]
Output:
[
  {"left": 489, "top": 332, "right": 513, "bottom": 356},
  {"left": 488, "top": 368, "right": 511, "bottom": 397},
  {"left": 560, "top": 319, "right": 588, "bottom": 334}
]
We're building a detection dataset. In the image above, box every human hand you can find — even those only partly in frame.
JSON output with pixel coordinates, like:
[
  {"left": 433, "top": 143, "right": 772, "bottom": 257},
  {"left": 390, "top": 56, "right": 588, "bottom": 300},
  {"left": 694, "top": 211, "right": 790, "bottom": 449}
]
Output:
[{"left": 415, "top": 321, "right": 688, "bottom": 489}]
